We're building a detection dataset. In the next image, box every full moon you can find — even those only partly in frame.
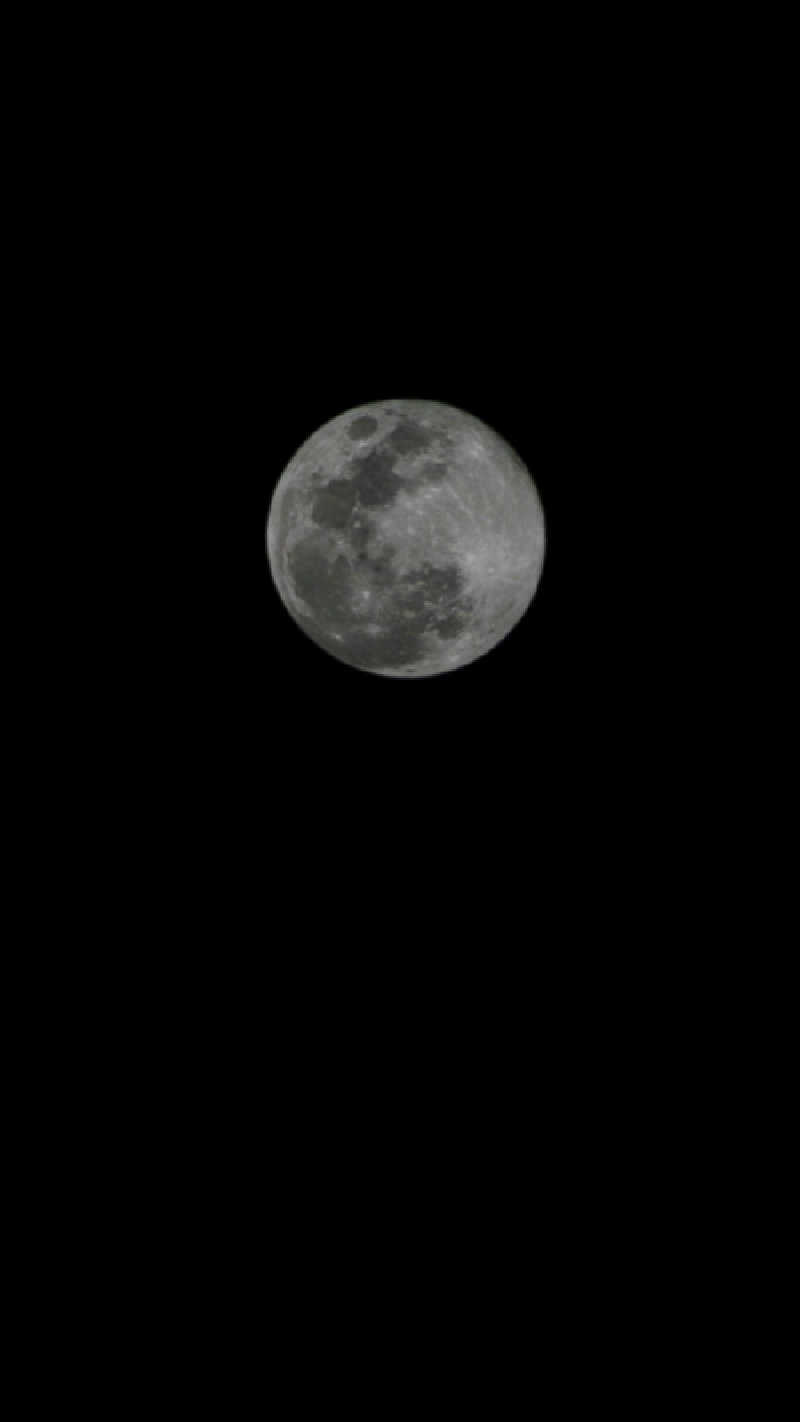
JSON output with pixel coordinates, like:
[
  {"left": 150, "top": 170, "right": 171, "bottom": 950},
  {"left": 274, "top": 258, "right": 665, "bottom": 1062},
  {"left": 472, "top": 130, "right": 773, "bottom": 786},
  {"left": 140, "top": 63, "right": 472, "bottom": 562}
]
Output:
[{"left": 266, "top": 399, "right": 546, "bottom": 678}]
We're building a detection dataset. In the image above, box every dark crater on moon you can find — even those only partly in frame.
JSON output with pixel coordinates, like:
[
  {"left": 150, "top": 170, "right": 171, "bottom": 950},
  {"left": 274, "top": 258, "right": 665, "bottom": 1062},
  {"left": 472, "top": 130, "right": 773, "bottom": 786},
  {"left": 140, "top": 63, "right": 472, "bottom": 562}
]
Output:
[
  {"left": 287, "top": 536, "right": 355, "bottom": 622},
  {"left": 309, "top": 476, "right": 358, "bottom": 529},
  {"left": 348, "top": 446, "right": 404, "bottom": 508},
  {"left": 309, "top": 482, "right": 356, "bottom": 530},
  {"left": 387, "top": 418, "right": 432, "bottom": 456},
  {"left": 347, "top": 415, "right": 378, "bottom": 440}
]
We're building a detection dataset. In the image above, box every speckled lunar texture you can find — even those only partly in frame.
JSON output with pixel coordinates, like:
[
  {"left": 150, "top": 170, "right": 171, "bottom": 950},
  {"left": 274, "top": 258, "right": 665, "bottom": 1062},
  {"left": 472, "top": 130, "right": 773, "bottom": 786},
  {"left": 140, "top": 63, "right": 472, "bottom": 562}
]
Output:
[{"left": 266, "top": 399, "right": 546, "bottom": 678}]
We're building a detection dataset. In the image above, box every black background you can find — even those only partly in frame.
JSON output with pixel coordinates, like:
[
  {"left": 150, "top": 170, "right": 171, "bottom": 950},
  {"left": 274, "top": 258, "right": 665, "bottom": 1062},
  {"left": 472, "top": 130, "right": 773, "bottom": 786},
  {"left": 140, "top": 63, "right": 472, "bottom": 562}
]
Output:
[
  {"left": 10, "top": 16, "right": 751, "bottom": 1393},
  {"left": 29, "top": 17, "right": 726, "bottom": 1368}
]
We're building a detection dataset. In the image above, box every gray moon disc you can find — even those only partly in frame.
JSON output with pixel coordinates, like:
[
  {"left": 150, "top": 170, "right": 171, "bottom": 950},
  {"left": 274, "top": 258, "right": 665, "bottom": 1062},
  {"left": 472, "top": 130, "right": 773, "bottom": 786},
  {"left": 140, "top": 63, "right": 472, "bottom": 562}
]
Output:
[{"left": 266, "top": 398, "right": 546, "bottom": 678}]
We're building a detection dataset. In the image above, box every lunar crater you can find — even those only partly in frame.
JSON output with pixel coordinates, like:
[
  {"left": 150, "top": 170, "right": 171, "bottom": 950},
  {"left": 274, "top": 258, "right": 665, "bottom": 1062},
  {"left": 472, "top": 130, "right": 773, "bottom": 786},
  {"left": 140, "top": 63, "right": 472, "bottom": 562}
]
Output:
[
  {"left": 387, "top": 418, "right": 433, "bottom": 456},
  {"left": 347, "top": 415, "right": 378, "bottom": 440}
]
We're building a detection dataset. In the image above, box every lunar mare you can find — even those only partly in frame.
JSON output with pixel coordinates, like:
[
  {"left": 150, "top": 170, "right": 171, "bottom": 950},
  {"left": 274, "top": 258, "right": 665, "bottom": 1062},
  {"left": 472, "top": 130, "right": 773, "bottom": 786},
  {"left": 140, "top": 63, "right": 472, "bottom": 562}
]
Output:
[{"left": 266, "top": 399, "right": 546, "bottom": 678}]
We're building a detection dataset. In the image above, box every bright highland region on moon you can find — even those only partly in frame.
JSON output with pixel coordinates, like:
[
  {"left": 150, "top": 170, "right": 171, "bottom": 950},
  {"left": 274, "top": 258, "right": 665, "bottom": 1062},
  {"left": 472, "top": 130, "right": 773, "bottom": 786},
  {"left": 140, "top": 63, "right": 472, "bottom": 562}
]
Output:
[{"left": 266, "top": 399, "right": 546, "bottom": 678}]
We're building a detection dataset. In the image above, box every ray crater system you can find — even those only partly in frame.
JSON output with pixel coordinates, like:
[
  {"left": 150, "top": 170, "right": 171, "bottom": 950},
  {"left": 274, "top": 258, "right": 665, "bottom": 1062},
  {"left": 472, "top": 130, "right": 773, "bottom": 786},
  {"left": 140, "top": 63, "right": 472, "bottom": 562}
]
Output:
[{"left": 266, "top": 399, "right": 546, "bottom": 678}]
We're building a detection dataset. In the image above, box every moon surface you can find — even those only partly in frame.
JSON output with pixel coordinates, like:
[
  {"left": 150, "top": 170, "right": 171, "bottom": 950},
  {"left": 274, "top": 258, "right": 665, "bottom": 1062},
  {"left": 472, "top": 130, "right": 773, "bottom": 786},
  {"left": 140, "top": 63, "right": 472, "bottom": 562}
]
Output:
[{"left": 266, "top": 399, "right": 546, "bottom": 678}]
